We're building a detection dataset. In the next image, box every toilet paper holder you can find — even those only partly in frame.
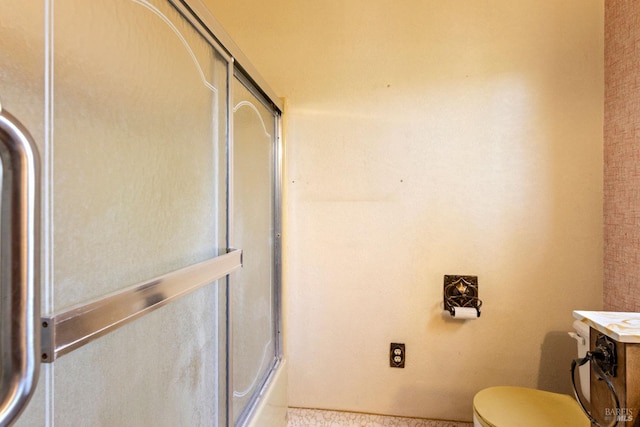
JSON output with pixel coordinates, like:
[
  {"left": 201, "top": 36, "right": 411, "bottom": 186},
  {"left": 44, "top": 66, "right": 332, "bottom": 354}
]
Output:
[{"left": 444, "top": 275, "right": 482, "bottom": 317}]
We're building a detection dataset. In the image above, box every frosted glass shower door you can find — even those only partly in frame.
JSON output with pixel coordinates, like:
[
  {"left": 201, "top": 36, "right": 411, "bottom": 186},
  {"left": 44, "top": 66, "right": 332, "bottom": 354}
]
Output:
[
  {"left": 1, "top": 0, "right": 232, "bottom": 425},
  {"left": 231, "top": 74, "right": 281, "bottom": 424}
]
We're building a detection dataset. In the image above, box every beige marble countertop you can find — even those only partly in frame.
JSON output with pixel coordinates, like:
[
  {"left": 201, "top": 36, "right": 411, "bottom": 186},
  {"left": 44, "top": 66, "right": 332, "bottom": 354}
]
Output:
[{"left": 573, "top": 311, "right": 640, "bottom": 343}]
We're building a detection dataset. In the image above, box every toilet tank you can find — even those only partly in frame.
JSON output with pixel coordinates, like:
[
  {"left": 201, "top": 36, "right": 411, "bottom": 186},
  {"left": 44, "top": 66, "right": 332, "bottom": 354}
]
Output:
[{"left": 570, "top": 320, "right": 590, "bottom": 402}]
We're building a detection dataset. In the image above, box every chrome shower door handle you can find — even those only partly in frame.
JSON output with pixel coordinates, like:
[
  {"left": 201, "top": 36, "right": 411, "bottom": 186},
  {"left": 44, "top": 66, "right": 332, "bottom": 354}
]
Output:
[{"left": 0, "top": 104, "right": 41, "bottom": 427}]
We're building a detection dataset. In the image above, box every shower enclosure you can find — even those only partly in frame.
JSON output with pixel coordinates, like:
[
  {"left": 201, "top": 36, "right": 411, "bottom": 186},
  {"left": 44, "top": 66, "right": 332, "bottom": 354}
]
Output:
[{"left": 0, "top": 0, "right": 282, "bottom": 425}]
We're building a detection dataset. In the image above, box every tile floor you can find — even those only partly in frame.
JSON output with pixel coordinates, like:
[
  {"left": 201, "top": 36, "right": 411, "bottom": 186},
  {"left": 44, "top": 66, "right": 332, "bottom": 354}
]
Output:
[{"left": 287, "top": 408, "right": 473, "bottom": 427}]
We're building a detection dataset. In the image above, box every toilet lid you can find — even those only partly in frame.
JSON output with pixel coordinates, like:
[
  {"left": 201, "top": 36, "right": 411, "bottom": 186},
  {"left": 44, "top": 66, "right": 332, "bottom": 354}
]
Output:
[{"left": 473, "top": 386, "right": 590, "bottom": 427}]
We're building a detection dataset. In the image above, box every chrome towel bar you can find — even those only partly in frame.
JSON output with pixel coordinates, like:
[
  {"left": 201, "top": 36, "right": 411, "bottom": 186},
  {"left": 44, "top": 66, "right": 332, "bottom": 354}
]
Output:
[{"left": 41, "top": 248, "right": 242, "bottom": 363}]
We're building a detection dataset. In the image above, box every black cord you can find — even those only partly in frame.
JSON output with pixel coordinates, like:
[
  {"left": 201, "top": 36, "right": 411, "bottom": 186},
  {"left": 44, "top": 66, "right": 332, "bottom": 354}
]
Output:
[{"left": 571, "top": 351, "right": 620, "bottom": 427}]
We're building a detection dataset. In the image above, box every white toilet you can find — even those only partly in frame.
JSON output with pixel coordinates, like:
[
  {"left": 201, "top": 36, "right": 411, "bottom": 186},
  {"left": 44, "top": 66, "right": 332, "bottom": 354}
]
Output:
[{"left": 472, "top": 321, "right": 591, "bottom": 427}]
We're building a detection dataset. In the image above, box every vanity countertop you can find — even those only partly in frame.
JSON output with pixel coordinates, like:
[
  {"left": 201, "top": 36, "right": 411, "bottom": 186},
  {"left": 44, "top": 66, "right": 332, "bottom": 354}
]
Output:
[{"left": 573, "top": 311, "right": 640, "bottom": 343}]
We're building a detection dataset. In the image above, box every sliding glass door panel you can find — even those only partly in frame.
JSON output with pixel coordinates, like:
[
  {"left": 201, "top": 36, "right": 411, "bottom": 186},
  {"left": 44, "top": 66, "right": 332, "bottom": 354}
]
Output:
[
  {"left": 3, "top": 0, "right": 231, "bottom": 425},
  {"left": 232, "top": 76, "right": 279, "bottom": 424}
]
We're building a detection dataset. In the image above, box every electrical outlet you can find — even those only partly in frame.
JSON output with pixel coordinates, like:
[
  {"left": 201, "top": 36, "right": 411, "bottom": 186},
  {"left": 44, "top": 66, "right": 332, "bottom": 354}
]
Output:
[{"left": 390, "top": 343, "right": 405, "bottom": 368}]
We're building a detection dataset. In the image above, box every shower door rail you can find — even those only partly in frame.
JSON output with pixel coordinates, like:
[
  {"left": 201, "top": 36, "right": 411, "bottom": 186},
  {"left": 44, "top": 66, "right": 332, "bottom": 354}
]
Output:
[{"left": 0, "top": 104, "right": 41, "bottom": 427}]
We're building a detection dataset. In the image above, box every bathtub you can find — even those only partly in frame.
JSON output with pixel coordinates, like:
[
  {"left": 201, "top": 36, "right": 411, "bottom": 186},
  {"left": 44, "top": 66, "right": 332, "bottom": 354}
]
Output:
[{"left": 245, "top": 359, "right": 288, "bottom": 427}]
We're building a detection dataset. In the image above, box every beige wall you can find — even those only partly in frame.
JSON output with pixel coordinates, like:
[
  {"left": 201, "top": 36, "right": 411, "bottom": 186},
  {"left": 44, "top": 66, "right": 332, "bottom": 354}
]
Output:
[{"left": 205, "top": 0, "right": 604, "bottom": 422}]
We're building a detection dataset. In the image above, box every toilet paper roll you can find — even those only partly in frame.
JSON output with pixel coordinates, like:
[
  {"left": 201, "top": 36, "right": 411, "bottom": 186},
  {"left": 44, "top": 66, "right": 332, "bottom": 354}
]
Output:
[{"left": 451, "top": 307, "right": 479, "bottom": 319}]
